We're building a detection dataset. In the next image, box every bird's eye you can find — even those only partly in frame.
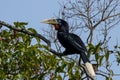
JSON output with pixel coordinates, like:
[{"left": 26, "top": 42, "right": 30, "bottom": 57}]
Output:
[
  {"left": 57, "top": 19, "right": 62, "bottom": 26},
  {"left": 58, "top": 20, "right": 61, "bottom": 23}
]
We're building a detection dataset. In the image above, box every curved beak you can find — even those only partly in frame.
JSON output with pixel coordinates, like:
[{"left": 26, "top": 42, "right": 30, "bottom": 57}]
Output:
[{"left": 41, "top": 19, "right": 58, "bottom": 25}]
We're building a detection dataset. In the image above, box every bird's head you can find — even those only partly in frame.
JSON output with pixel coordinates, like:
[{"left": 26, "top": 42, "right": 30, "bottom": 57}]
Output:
[{"left": 41, "top": 18, "right": 69, "bottom": 33}]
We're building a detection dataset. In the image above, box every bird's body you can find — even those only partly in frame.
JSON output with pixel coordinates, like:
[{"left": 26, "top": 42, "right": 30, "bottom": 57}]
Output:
[
  {"left": 42, "top": 18, "right": 96, "bottom": 80},
  {"left": 57, "top": 32, "right": 89, "bottom": 63},
  {"left": 57, "top": 32, "right": 87, "bottom": 53}
]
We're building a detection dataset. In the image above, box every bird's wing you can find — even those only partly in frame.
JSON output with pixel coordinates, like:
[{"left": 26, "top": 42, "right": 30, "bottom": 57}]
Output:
[
  {"left": 58, "top": 32, "right": 87, "bottom": 52},
  {"left": 58, "top": 32, "right": 96, "bottom": 78},
  {"left": 69, "top": 33, "right": 87, "bottom": 52},
  {"left": 58, "top": 32, "right": 89, "bottom": 63}
]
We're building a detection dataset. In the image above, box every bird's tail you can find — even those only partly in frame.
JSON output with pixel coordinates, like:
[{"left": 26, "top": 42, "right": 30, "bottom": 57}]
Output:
[
  {"left": 80, "top": 53, "right": 96, "bottom": 80},
  {"left": 85, "top": 62, "right": 96, "bottom": 80}
]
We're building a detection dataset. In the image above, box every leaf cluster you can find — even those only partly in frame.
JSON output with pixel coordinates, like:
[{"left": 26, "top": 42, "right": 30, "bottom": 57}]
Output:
[{"left": 0, "top": 22, "right": 83, "bottom": 80}]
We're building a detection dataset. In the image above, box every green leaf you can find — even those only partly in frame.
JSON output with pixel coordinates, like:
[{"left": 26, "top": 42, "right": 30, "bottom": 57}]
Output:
[
  {"left": 57, "top": 75, "right": 62, "bottom": 80},
  {"left": 2, "top": 30, "right": 10, "bottom": 37},
  {"left": 55, "top": 66, "right": 63, "bottom": 73},
  {"left": 106, "top": 51, "right": 110, "bottom": 61},
  {"left": 67, "top": 62, "right": 74, "bottom": 78},
  {"left": 88, "top": 43, "right": 94, "bottom": 48},
  {"left": 27, "top": 28, "right": 37, "bottom": 33},
  {"left": 106, "top": 77, "right": 112, "bottom": 80},
  {"left": 38, "top": 73, "right": 46, "bottom": 79},
  {"left": 75, "top": 70, "right": 81, "bottom": 78},
  {"left": 61, "top": 63, "right": 67, "bottom": 70},
  {"left": 55, "top": 63, "right": 66, "bottom": 73},
  {"left": 68, "top": 62, "right": 74, "bottom": 73},
  {"left": 117, "top": 52, "right": 120, "bottom": 64},
  {"left": 87, "top": 43, "right": 95, "bottom": 58},
  {"left": 21, "top": 34, "right": 31, "bottom": 46},
  {"left": 99, "top": 56, "right": 104, "bottom": 66},
  {"left": 35, "top": 37, "right": 41, "bottom": 43},
  {"left": 93, "top": 42, "right": 102, "bottom": 54},
  {"left": 87, "top": 48, "right": 92, "bottom": 58},
  {"left": 15, "top": 74, "right": 26, "bottom": 80},
  {"left": 27, "top": 28, "right": 41, "bottom": 43},
  {"left": 106, "top": 77, "right": 109, "bottom": 80},
  {"left": 14, "top": 22, "right": 28, "bottom": 28},
  {"left": 95, "top": 53, "right": 99, "bottom": 63}
]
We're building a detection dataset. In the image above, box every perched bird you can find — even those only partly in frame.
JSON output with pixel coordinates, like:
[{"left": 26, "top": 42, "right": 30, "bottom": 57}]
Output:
[{"left": 42, "top": 18, "right": 96, "bottom": 79}]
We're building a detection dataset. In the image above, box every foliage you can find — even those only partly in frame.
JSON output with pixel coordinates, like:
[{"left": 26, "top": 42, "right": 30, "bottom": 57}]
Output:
[
  {"left": 0, "top": 20, "right": 120, "bottom": 80},
  {"left": 0, "top": 23, "right": 57, "bottom": 79},
  {"left": 0, "top": 0, "right": 120, "bottom": 79},
  {"left": 0, "top": 22, "right": 84, "bottom": 80}
]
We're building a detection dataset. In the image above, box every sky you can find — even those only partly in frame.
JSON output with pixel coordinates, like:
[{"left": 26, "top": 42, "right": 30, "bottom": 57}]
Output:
[
  {"left": 0, "top": 0, "right": 120, "bottom": 80},
  {"left": 0, "top": 0, "right": 60, "bottom": 32}
]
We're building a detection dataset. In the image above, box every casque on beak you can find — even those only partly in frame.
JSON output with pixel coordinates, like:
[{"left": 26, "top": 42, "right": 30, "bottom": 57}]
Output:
[{"left": 41, "top": 19, "right": 58, "bottom": 25}]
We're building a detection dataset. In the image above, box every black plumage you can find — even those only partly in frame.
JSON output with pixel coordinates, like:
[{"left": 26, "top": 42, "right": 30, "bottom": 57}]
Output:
[
  {"left": 56, "top": 19, "right": 89, "bottom": 63},
  {"left": 42, "top": 18, "right": 96, "bottom": 79}
]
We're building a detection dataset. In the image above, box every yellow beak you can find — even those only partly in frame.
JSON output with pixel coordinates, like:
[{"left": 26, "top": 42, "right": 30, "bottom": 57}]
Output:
[{"left": 41, "top": 19, "right": 58, "bottom": 24}]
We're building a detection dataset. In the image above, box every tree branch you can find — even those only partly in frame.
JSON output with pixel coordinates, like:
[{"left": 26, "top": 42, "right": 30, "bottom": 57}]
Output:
[
  {"left": 0, "top": 20, "right": 51, "bottom": 47},
  {"left": 0, "top": 20, "right": 96, "bottom": 80},
  {"left": 0, "top": 20, "right": 74, "bottom": 56}
]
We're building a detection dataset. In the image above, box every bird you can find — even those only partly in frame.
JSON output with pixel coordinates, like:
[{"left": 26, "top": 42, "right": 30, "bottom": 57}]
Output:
[{"left": 42, "top": 18, "right": 96, "bottom": 79}]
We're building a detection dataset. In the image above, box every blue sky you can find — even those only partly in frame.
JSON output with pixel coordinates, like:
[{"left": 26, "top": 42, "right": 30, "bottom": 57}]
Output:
[
  {"left": 0, "top": 0, "right": 120, "bottom": 80},
  {"left": 0, "top": 0, "right": 119, "bottom": 46},
  {"left": 0, "top": 0, "right": 60, "bottom": 31}
]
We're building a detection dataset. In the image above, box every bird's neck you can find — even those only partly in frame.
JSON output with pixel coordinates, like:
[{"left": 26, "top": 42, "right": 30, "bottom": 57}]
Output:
[
  {"left": 57, "top": 25, "right": 69, "bottom": 33},
  {"left": 57, "top": 31, "right": 69, "bottom": 34},
  {"left": 58, "top": 29, "right": 69, "bottom": 33}
]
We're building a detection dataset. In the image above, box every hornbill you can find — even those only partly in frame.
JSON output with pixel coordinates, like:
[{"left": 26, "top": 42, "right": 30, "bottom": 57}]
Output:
[{"left": 42, "top": 18, "right": 96, "bottom": 79}]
